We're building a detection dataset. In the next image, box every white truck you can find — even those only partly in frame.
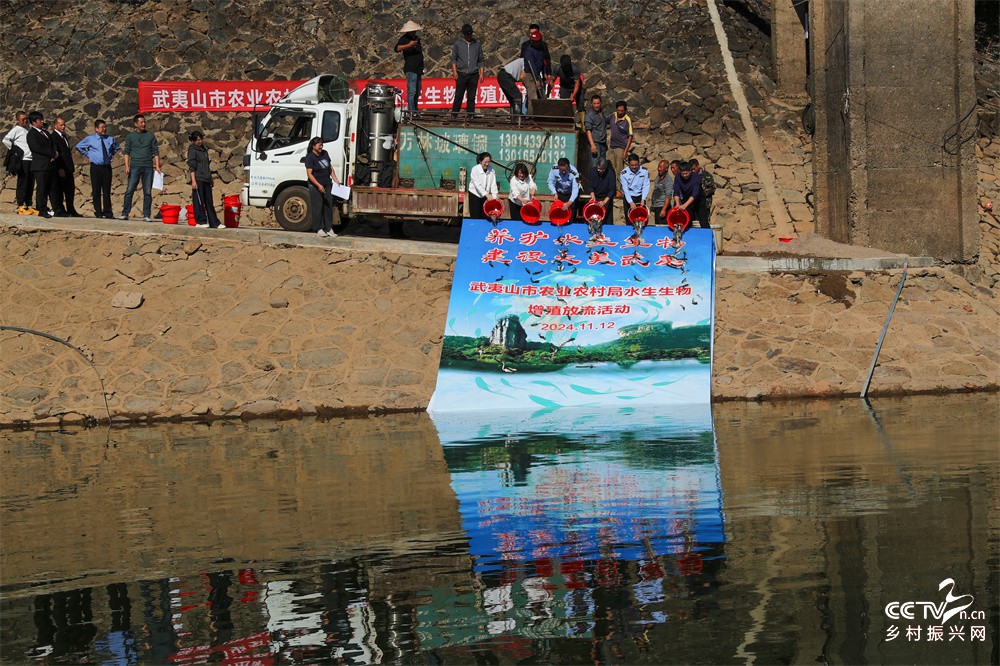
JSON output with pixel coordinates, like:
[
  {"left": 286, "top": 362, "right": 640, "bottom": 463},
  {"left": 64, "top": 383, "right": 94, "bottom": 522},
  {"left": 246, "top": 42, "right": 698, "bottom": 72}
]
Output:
[{"left": 241, "top": 75, "right": 582, "bottom": 231}]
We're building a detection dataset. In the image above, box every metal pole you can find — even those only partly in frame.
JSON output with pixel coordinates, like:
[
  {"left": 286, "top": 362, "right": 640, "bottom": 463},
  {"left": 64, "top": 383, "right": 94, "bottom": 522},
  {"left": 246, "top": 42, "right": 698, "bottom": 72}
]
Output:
[{"left": 860, "top": 263, "right": 908, "bottom": 398}]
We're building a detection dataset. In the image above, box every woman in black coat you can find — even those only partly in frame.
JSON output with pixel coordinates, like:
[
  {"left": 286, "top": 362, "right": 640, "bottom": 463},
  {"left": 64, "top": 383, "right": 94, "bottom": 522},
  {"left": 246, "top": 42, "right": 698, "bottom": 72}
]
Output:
[{"left": 188, "top": 131, "right": 221, "bottom": 228}]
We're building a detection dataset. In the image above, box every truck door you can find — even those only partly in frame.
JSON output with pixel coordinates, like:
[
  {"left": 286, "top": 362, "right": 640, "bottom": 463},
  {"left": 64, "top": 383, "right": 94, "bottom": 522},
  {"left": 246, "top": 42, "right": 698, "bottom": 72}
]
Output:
[
  {"left": 248, "top": 109, "right": 315, "bottom": 203},
  {"left": 320, "top": 110, "right": 345, "bottom": 184}
]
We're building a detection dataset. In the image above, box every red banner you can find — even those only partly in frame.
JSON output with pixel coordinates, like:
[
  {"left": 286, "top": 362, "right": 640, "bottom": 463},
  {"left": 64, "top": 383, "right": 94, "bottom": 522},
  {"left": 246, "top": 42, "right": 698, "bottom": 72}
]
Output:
[
  {"left": 139, "top": 77, "right": 561, "bottom": 113},
  {"left": 138, "top": 80, "right": 305, "bottom": 113}
]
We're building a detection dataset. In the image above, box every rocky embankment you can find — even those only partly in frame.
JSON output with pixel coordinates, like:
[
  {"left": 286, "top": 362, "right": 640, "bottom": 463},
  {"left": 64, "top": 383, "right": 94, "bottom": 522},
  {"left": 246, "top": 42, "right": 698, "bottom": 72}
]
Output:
[
  {"left": 1, "top": 221, "right": 996, "bottom": 426},
  {"left": 0, "top": 0, "right": 814, "bottom": 242}
]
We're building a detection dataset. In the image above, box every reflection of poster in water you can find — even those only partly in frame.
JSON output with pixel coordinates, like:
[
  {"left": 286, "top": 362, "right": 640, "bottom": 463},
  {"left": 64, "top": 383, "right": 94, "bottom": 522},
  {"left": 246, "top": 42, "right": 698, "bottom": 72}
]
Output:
[
  {"left": 429, "top": 220, "right": 715, "bottom": 412},
  {"left": 425, "top": 406, "right": 724, "bottom": 647}
]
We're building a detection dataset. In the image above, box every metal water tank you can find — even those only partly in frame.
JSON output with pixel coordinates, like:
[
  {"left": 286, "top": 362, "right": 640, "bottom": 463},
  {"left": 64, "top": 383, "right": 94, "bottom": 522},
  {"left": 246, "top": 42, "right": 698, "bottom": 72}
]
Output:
[{"left": 367, "top": 83, "right": 398, "bottom": 164}]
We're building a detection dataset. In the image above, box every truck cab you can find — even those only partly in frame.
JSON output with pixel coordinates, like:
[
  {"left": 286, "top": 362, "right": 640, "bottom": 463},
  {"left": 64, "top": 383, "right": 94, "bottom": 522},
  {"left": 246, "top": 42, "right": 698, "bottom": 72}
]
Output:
[{"left": 243, "top": 75, "right": 355, "bottom": 230}]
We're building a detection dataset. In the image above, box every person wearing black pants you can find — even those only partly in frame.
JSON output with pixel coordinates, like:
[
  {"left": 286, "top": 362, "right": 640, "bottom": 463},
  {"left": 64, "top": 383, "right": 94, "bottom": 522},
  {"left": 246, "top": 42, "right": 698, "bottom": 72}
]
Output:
[
  {"left": 15, "top": 159, "right": 35, "bottom": 212},
  {"left": 25, "top": 112, "right": 59, "bottom": 217},
  {"left": 3, "top": 111, "right": 35, "bottom": 213},
  {"left": 304, "top": 136, "right": 339, "bottom": 238},
  {"left": 76, "top": 119, "right": 119, "bottom": 218},
  {"left": 187, "top": 131, "right": 222, "bottom": 228},
  {"left": 51, "top": 117, "right": 80, "bottom": 216},
  {"left": 450, "top": 24, "right": 484, "bottom": 118},
  {"left": 91, "top": 164, "right": 112, "bottom": 217},
  {"left": 497, "top": 58, "right": 525, "bottom": 118}
]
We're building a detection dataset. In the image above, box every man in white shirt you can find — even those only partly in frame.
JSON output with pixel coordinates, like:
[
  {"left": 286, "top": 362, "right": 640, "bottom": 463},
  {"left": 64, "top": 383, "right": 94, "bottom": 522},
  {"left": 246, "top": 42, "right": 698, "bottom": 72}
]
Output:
[
  {"left": 497, "top": 58, "right": 526, "bottom": 118},
  {"left": 2, "top": 111, "right": 35, "bottom": 214}
]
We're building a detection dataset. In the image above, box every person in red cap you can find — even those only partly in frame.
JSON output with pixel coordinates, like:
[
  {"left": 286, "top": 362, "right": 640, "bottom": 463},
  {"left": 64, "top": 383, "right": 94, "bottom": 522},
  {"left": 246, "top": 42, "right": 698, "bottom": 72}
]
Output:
[{"left": 520, "top": 24, "right": 551, "bottom": 102}]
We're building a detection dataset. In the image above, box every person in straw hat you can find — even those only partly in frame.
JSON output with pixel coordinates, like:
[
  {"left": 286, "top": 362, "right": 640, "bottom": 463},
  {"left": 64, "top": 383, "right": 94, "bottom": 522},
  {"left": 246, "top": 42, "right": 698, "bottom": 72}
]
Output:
[{"left": 395, "top": 20, "right": 424, "bottom": 111}]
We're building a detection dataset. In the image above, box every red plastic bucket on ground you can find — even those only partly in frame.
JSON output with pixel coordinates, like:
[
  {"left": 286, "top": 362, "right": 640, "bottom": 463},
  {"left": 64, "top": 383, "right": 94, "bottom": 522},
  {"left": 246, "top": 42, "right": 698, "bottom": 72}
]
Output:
[
  {"left": 628, "top": 204, "right": 649, "bottom": 226},
  {"left": 667, "top": 208, "right": 690, "bottom": 231},
  {"left": 549, "top": 200, "right": 571, "bottom": 226},
  {"left": 583, "top": 200, "right": 605, "bottom": 221},
  {"left": 520, "top": 199, "right": 541, "bottom": 224},
  {"left": 185, "top": 204, "right": 196, "bottom": 226},
  {"left": 483, "top": 198, "right": 503, "bottom": 221},
  {"left": 160, "top": 204, "right": 181, "bottom": 224},
  {"left": 223, "top": 194, "right": 241, "bottom": 228}
]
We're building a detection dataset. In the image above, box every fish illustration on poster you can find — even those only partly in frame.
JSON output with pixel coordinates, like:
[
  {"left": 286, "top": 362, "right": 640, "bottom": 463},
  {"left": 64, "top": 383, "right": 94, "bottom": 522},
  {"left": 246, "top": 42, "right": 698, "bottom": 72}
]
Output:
[{"left": 429, "top": 219, "right": 715, "bottom": 412}]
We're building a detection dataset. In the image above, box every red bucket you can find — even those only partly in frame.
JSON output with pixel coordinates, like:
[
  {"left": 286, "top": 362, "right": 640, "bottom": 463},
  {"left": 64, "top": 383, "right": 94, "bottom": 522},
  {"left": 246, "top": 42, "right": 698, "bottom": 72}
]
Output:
[
  {"left": 520, "top": 199, "right": 541, "bottom": 224},
  {"left": 628, "top": 204, "right": 649, "bottom": 226},
  {"left": 549, "top": 200, "right": 571, "bottom": 226},
  {"left": 160, "top": 204, "right": 181, "bottom": 225},
  {"left": 667, "top": 207, "right": 690, "bottom": 231},
  {"left": 582, "top": 200, "right": 605, "bottom": 221},
  {"left": 223, "top": 194, "right": 241, "bottom": 228},
  {"left": 483, "top": 198, "right": 504, "bottom": 221},
  {"left": 186, "top": 204, "right": 197, "bottom": 226}
]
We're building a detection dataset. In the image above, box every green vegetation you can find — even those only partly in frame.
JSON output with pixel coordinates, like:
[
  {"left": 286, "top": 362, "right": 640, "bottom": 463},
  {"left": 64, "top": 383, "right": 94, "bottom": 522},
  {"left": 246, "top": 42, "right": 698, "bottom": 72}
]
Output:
[{"left": 441, "top": 322, "right": 710, "bottom": 372}]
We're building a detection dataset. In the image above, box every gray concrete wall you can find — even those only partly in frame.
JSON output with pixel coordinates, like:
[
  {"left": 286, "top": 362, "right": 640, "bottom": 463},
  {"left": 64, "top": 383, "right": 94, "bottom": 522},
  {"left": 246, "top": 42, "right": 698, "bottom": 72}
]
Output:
[
  {"left": 811, "top": 0, "right": 852, "bottom": 244},
  {"left": 811, "top": 0, "right": 980, "bottom": 261},
  {"left": 771, "top": 0, "right": 809, "bottom": 98}
]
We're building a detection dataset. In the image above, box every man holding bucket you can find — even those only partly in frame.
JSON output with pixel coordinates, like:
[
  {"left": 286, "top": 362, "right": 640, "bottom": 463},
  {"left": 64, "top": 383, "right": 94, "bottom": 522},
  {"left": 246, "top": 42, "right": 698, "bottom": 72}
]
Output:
[
  {"left": 620, "top": 154, "right": 650, "bottom": 223},
  {"left": 547, "top": 157, "right": 579, "bottom": 219},
  {"left": 650, "top": 160, "right": 675, "bottom": 226},
  {"left": 587, "top": 157, "right": 616, "bottom": 229},
  {"left": 672, "top": 161, "right": 704, "bottom": 227}
]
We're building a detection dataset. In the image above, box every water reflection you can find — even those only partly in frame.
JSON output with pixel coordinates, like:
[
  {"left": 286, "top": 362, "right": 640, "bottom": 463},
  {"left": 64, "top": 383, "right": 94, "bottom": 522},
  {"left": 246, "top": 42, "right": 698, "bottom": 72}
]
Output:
[
  {"left": 429, "top": 406, "right": 723, "bottom": 655},
  {"left": 0, "top": 394, "right": 996, "bottom": 664}
]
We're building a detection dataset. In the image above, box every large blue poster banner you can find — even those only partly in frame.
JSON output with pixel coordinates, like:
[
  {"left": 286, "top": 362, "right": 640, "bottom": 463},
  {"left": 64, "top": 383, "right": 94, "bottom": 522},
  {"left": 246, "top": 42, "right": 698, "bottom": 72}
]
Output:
[{"left": 429, "top": 220, "right": 716, "bottom": 412}]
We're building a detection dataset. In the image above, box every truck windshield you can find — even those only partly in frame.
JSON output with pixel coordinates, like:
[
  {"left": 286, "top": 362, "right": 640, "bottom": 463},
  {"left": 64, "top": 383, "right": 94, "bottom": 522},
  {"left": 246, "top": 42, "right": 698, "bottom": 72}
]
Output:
[{"left": 257, "top": 111, "right": 313, "bottom": 151}]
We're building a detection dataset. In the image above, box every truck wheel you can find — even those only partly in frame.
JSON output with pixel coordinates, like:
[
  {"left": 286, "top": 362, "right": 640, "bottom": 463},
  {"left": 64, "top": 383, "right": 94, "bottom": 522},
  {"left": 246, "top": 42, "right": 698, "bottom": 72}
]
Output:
[{"left": 274, "top": 186, "right": 312, "bottom": 231}]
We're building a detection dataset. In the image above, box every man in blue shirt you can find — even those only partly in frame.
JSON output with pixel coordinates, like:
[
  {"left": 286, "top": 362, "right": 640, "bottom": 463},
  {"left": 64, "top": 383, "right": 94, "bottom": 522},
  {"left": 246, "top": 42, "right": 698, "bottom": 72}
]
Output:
[
  {"left": 547, "top": 157, "right": 579, "bottom": 214},
  {"left": 77, "top": 119, "right": 120, "bottom": 219},
  {"left": 620, "top": 154, "right": 650, "bottom": 221}
]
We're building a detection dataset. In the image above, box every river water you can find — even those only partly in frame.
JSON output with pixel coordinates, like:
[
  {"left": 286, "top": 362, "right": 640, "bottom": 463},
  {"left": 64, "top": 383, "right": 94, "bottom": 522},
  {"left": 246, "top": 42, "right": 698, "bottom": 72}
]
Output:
[{"left": 1, "top": 393, "right": 996, "bottom": 665}]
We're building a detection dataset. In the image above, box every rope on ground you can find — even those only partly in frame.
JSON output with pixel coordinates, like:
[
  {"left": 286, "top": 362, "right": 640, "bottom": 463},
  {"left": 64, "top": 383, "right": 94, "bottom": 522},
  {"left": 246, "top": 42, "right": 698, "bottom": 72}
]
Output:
[{"left": 0, "top": 325, "right": 112, "bottom": 424}]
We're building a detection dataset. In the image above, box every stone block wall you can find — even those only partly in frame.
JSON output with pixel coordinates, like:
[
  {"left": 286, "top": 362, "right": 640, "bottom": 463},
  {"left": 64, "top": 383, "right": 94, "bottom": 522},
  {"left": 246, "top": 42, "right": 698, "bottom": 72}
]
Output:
[{"left": 0, "top": 225, "right": 454, "bottom": 424}]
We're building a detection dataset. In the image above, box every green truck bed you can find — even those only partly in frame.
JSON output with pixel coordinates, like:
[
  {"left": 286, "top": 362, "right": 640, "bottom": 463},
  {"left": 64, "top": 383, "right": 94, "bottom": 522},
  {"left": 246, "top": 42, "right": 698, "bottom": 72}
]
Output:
[{"left": 396, "top": 122, "right": 579, "bottom": 191}]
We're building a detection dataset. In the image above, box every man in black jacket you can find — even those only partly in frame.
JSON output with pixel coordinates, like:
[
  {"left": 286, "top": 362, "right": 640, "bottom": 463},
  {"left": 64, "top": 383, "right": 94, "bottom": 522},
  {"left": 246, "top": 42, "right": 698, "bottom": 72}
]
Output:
[
  {"left": 587, "top": 157, "right": 616, "bottom": 234},
  {"left": 25, "top": 111, "right": 59, "bottom": 218},
  {"left": 51, "top": 116, "right": 79, "bottom": 216},
  {"left": 520, "top": 25, "right": 551, "bottom": 101}
]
